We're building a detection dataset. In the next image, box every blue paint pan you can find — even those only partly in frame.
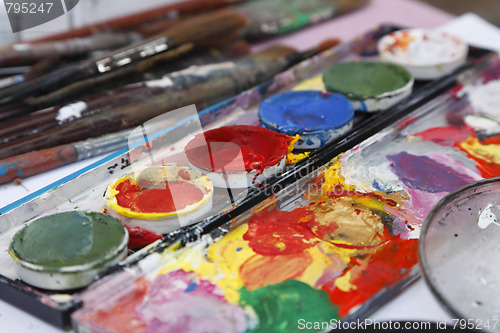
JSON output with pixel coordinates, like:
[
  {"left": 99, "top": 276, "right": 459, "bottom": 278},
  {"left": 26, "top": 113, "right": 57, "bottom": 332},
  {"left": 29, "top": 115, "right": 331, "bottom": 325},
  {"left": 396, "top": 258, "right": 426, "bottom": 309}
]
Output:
[{"left": 258, "top": 90, "right": 354, "bottom": 149}]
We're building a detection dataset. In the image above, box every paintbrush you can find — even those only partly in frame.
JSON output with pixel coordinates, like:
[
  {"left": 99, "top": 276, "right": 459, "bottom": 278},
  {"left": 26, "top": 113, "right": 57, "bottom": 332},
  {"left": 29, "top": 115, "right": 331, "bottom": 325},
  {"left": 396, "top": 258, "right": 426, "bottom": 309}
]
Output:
[
  {"left": 0, "top": 32, "right": 143, "bottom": 67},
  {"left": 0, "top": 39, "right": 340, "bottom": 161},
  {"left": 27, "top": 0, "right": 244, "bottom": 43},
  {"left": 0, "top": 9, "right": 248, "bottom": 107},
  {"left": 22, "top": 41, "right": 250, "bottom": 111},
  {"left": 0, "top": 41, "right": 251, "bottom": 144},
  {"left": 0, "top": 56, "right": 61, "bottom": 90}
]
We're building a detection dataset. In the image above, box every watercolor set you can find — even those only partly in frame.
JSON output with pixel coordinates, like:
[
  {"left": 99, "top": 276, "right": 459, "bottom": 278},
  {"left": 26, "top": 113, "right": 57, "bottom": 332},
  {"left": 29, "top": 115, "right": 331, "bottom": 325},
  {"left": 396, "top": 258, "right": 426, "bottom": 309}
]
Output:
[
  {"left": 0, "top": 25, "right": 496, "bottom": 329},
  {"left": 71, "top": 54, "right": 500, "bottom": 332}
]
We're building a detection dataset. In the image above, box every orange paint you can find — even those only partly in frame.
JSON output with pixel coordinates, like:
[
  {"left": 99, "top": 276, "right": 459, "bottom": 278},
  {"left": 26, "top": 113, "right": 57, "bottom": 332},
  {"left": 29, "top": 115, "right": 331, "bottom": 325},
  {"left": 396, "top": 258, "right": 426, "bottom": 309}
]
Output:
[
  {"left": 115, "top": 179, "right": 203, "bottom": 213},
  {"left": 239, "top": 252, "right": 313, "bottom": 290},
  {"left": 92, "top": 278, "right": 150, "bottom": 333}
]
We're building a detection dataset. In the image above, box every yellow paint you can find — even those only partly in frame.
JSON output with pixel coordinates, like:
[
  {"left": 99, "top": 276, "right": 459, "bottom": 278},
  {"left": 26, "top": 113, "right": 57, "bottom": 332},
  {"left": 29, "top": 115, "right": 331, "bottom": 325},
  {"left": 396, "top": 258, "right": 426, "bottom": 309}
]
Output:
[
  {"left": 298, "top": 244, "right": 347, "bottom": 286},
  {"left": 159, "top": 224, "right": 254, "bottom": 304},
  {"left": 292, "top": 74, "right": 326, "bottom": 91},
  {"left": 322, "top": 155, "right": 356, "bottom": 194},
  {"left": 335, "top": 271, "right": 356, "bottom": 292},
  {"left": 460, "top": 136, "right": 500, "bottom": 164},
  {"left": 286, "top": 135, "right": 309, "bottom": 164}
]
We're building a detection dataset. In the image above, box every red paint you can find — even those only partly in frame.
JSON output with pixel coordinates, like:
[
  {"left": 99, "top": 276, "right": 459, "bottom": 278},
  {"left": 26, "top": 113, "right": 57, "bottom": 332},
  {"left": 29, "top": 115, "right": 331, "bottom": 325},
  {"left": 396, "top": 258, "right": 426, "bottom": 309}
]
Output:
[
  {"left": 185, "top": 125, "right": 288, "bottom": 174},
  {"left": 326, "top": 185, "right": 397, "bottom": 207},
  {"left": 415, "top": 125, "right": 475, "bottom": 147},
  {"left": 243, "top": 207, "right": 317, "bottom": 256},
  {"left": 322, "top": 237, "right": 419, "bottom": 317},
  {"left": 177, "top": 169, "right": 191, "bottom": 181},
  {"left": 115, "top": 179, "right": 203, "bottom": 213},
  {"left": 92, "top": 278, "right": 149, "bottom": 332},
  {"left": 126, "top": 226, "right": 163, "bottom": 249}
]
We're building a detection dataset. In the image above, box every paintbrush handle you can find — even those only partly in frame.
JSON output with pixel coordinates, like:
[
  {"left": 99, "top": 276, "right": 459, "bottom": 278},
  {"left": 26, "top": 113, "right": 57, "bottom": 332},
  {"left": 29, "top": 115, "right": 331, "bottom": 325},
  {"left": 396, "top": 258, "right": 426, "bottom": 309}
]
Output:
[
  {"left": 0, "top": 9, "right": 247, "bottom": 106},
  {"left": 0, "top": 32, "right": 142, "bottom": 67},
  {"left": 0, "top": 42, "right": 251, "bottom": 144},
  {"left": 28, "top": 0, "right": 243, "bottom": 43},
  {"left": 0, "top": 128, "right": 133, "bottom": 184}
]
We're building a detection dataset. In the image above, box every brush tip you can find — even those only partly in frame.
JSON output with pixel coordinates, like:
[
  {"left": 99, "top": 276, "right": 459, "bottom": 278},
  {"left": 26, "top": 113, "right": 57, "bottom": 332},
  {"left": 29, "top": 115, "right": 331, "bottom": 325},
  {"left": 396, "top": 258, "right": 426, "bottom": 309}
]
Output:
[{"left": 316, "top": 39, "right": 342, "bottom": 53}]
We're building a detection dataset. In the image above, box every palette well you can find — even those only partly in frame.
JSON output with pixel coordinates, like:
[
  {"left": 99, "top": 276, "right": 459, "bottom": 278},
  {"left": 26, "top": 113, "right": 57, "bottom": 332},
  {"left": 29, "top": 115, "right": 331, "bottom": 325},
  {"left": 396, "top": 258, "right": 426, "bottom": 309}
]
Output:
[
  {"left": 258, "top": 90, "right": 354, "bottom": 149},
  {"left": 322, "top": 60, "right": 413, "bottom": 112},
  {"left": 378, "top": 28, "right": 468, "bottom": 80},
  {"left": 9, "top": 211, "right": 128, "bottom": 290},
  {"left": 185, "top": 125, "right": 289, "bottom": 188},
  {"left": 105, "top": 165, "right": 214, "bottom": 235}
]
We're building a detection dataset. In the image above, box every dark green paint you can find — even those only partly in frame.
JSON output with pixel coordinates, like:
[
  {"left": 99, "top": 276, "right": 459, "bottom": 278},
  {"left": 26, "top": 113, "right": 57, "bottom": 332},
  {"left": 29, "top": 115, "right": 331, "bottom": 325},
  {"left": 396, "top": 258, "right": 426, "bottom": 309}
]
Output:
[{"left": 10, "top": 211, "right": 126, "bottom": 270}]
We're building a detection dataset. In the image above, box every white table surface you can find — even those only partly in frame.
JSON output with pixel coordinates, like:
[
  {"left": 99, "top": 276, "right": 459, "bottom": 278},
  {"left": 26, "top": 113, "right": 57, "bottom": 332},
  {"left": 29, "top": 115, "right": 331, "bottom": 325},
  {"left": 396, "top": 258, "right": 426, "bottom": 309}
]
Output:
[{"left": 1, "top": 0, "right": 500, "bottom": 331}]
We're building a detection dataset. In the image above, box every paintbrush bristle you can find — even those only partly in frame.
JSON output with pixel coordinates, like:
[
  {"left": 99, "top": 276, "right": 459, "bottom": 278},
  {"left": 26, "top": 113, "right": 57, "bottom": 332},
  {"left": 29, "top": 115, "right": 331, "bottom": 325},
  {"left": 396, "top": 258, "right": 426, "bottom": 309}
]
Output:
[
  {"left": 156, "top": 9, "right": 248, "bottom": 47},
  {"left": 316, "top": 39, "right": 342, "bottom": 53}
]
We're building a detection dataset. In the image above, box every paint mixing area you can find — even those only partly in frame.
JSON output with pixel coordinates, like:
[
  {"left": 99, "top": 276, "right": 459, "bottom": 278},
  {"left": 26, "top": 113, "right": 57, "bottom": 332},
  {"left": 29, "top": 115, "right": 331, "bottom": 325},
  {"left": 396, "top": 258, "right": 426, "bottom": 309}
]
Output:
[{"left": 1, "top": 0, "right": 500, "bottom": 332}]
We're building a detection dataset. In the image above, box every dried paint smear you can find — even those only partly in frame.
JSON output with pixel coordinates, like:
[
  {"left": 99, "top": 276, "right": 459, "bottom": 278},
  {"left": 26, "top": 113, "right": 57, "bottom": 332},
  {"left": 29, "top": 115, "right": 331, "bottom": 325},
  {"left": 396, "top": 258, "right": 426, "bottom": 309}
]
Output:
[{"left": 73, "top": 63, "right": 500, "bottom": 332}]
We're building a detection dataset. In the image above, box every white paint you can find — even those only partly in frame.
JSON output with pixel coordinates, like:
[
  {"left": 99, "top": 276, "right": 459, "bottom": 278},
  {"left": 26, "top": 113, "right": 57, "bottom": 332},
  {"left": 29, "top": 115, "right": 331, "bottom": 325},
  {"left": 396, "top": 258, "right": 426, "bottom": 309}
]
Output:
[
  {"left": 56, "top": 101, "right": 87, "bottom": 123},
  {"left": 174, "top": 62, "right": 236, "bottom": 77},
  {"left": 145, "top": 76, "right": 174, "bottom": 88},
  {"left": 467, "top": 79, "right": 500, "bottom": 118},
  {"left": 464, "top": 114, "right": 500, "bottom": 130},
  {"left": 478, "top": 203, "right": 500, "bottom": 229}
]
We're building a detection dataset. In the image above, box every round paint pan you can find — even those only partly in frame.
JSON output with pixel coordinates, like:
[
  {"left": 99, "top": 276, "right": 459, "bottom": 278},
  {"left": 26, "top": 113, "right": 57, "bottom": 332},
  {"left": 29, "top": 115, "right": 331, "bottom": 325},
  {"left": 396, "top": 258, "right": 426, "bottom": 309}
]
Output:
[
  {"left": 185, "top": 125, "right": 288, "bottom": 188},
  {"left": 9, "top": 211, "right": 128, "bottom": 290},
  {"left": 258, "top": 90, "right": 354, "bottom": 149},
  {"left": 378, "top": 28, "right": 468, "bottom": 80},
  {"left": 322, "top": 60, "right": 413, "bottom": 112},
  {"left": 420, "top": 177, "right": 500, "bottom": 326},
  {"left": 105, "top": 165, "right": 213, "bottom": 234}
]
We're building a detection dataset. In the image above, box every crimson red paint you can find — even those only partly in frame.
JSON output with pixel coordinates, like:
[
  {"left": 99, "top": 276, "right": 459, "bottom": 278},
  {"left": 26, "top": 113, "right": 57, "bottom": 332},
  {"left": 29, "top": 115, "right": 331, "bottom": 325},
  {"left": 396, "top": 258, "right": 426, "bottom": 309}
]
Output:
[
  {"left": 415, "top": 125, "right": 475, "bottom": 147},
  {"left": 243, "top": 207, "right": 317, "bottom": 256},
  {"left": 115, "top": 179, "right": 203, "bottom": 213},
  {"left": 125, "top": 226, "right": 163, "bottom": 249},
  {"left": 322, "top": 237, "right": 419, "bottom": 317},
  {"left": 185, "top": 125, "right": 288, "bottom": 174}
]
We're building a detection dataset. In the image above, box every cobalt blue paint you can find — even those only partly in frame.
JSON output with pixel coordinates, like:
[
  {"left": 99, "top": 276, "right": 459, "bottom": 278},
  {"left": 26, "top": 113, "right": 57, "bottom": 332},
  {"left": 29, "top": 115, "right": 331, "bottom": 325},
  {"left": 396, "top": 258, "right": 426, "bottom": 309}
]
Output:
[{"left": 258, "top": 90, "right": 354, "bottom": 149}]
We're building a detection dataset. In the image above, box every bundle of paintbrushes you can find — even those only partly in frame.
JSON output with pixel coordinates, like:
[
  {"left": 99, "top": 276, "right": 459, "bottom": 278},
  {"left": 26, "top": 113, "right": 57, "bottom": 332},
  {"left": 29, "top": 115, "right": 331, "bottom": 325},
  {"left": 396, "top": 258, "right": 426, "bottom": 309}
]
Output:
[{"left": 0, "top": 0, "right": 371, "bottom": 184}]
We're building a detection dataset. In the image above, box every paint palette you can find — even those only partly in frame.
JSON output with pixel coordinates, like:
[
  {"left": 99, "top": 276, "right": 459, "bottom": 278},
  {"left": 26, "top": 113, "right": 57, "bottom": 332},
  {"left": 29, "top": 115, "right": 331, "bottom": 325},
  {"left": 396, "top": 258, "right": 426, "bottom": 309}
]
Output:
[
  {"left": 420, "top": 177, "right": 500, "bottom": 329},
  {"left": 71, "top": 56, "right": 500, "bottom": 331},
  {"left": 0, "top": 25, "right": 493, "bottom": 329}
]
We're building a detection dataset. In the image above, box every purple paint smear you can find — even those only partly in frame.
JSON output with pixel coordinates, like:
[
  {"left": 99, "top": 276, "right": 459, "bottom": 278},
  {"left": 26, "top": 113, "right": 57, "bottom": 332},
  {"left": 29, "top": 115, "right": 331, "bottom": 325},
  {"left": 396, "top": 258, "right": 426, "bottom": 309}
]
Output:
[
  {"left": 135, "top": 270, "right": 246, "bottom": 333},
  {"left": 387, "top": 152, "right": 476, "bottom": 193}
]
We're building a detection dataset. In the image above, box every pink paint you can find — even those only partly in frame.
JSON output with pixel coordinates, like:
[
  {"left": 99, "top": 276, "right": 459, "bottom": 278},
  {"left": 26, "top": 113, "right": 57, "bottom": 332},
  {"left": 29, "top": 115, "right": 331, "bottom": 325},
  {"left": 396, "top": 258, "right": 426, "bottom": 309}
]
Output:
[{"left": 135, "top": 270, "right": 246, "bottom": 333}]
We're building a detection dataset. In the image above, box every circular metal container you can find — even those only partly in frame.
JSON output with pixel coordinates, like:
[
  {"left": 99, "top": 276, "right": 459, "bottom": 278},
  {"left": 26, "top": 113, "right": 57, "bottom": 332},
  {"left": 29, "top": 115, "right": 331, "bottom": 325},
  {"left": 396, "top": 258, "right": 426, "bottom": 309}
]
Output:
[{"left": 420, "top": 177, "right": 500, "bottom": 329}]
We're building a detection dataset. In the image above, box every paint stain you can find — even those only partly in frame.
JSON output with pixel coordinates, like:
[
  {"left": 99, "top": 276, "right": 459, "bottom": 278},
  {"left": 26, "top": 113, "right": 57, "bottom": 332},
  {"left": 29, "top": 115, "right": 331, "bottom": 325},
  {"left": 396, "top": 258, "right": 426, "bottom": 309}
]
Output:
[
  {"left": 239, "top": 280, "right": 338, "bottom": 333},
  {"left": 387, "top": 152, "right": 477, "bottom": 193},
  {"left": 239, "top": 252, "right": 313, "bottom": 290},
  {"left": 135, "top": 270, "right": 246, "bottom": 333},
  {"left": 415, "top": 125, "right": 475, "bottom": 147},
  {"left": 114, "top": 178, "right": 203, "bottom": 214},
  {"left": 243, "top": 207, "right": 317, "bottom": 256},
  {"left": 322, "top": 237, "right": 419, "bottom": 317}
]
